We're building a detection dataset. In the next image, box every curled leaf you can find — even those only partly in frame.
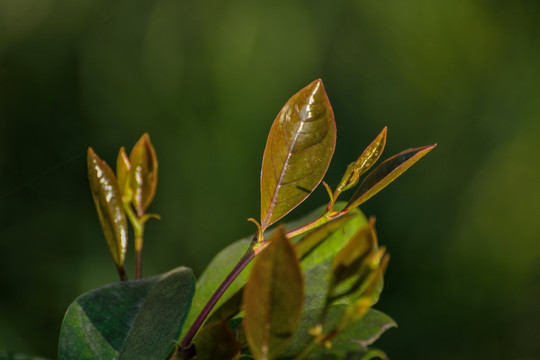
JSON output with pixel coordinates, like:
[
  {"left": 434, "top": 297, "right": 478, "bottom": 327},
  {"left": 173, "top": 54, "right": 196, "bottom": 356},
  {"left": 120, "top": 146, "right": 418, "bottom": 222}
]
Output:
[
  {"left": 129, "top": 133, "right": 158, "bottom": 216},
  {"left": 87, "top": 148, "right": 128, "bottom": 268},
  {"left": 260, "top": 79, "right": 337, "bottom": 231},
  {"left": 344, "top": 144, "right": 436, "bottom": 212},
  {"left": 336, "top": 127, "right": 387, "bottom": 195},
  {"left": 243, "top": 227, "right": 304, "bottom": 360}
]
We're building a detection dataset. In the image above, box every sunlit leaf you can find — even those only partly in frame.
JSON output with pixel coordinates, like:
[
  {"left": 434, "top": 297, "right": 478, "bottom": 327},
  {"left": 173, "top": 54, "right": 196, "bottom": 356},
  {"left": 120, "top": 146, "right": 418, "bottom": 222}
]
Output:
[
  {"left": 329, "top": 220, "right": 378, "bottom": 298},
  {"left": 58, "top": 267, "right": 195, "bottom": 360},
  {"left": 336, "top": 127, "right": 387, "bottom": 195},
  {"left": 195, "top": 321, "right": 241, "bottom": 360},
  {"left": 87, "top": 147, "right": 128, "bottom": 268},
  {"left": 116, "top": 146, "right": 132, "bottom": 202},
  {"left": 260, "top": 79, "right": 336, "bottom": 231},
  {"left": 129, "top": 133, "right": 158, "bottom": 216},
  {"left": 243, "top": 227, "right": 304, "bottom": 360},
  {"left": 344, "top": 144, "right": 436, "bottom": 211}
]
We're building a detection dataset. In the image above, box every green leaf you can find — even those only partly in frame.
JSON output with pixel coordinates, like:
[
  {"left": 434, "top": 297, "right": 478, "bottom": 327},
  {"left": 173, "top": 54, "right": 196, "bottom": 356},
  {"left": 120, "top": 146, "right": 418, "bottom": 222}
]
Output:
[
  {"left": 335, "top": 127, "right": 387, "bottom": 196},
  {"left": 181, "top": 238, "right": 253, "bottom": 339},
  {"left": 243, "top": 227, "right": 304, "bottom": 360},
  {"left": 87, "top": 147, "right": 128, "bottom": 268},
  {"left": 58, "top": 267, "right": 195, "bottom": 360},
  {"left": 260, "top": 79, "right": 337, "bottom": 231},
  {"left": 308, "top": 307, "right": 396, "bottom": 358},
  {"left": 285, "top": 307, "right": 395, "bottom": 359},
  {"left": 129, "top": 133, "right": 158, "bottom": 216},
  {"left": 344, "top": 144, "right": 436, "bottom": 211},
  {"left": 195, "top": 321, "right": 241, "bottom": 360}
]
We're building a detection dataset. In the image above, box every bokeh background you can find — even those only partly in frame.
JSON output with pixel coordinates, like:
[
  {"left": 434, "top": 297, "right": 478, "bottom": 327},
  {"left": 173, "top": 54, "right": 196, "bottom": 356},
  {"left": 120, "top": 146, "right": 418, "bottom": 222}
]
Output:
[{"left": 1, "top": 0, "right": 539, "bottom": 358}]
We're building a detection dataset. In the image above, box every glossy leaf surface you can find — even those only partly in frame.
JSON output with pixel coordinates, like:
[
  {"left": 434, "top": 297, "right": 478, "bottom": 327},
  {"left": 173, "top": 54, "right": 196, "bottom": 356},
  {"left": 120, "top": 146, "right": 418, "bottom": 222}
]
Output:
[
  {"left": 195, "top": 321, "right": 241, "bottom": 360},
  {"left": 116, "top": 146, "right": 132, "bottom": 201},
  {"left": 129, "top": 133, "right": 158, "bottom": 215},
  {"left": 87, "top": 148, "right": 128, "bottom": 267},
  {"left": 336, "top": 127, "right": 387, "bottom": 194},
  {"left": 58, "top": 267, "right": 195, "bottom": 360},
  {"left": 243, "top": 227, "right": 304, "bottom": 360},
  {"left": 345, "top": 144, "right": 436, "bottom": 211},
  {"left": 260, "top": 79, "right": 336, "bottom": 230}
]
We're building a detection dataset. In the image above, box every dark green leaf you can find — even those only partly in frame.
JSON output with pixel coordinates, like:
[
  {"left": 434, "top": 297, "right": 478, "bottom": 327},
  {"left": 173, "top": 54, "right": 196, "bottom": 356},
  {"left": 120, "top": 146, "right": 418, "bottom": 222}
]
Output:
[
  {"left": 87, "top": 147, "right": 128, "bottom": 268},
  {"left": 195, "top": 321, "right": 241, "bottom": 360},
  {"left": 345, "top": 144, "right": 436, "bottom": 211},
  {"left": 243, "top": 227, "right": 304, "bottom": 360},
  {"left": 260, "top": 79, "right": 337, "bottom": 231},
  {"left": 336, "top": 127, "right": 387, "bottom": 195},
  {"left": 129, "top": 133, "right": 158, "bottom": 216},
  {"left": 58, "top": 267, "right": 195, "bottom": 360}
]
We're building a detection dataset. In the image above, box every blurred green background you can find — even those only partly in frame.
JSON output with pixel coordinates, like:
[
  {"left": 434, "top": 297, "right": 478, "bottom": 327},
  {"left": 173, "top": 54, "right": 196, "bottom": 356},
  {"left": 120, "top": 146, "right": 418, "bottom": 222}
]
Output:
[{"left": 1, "top": 0, "right": 539, "bottom": 358}]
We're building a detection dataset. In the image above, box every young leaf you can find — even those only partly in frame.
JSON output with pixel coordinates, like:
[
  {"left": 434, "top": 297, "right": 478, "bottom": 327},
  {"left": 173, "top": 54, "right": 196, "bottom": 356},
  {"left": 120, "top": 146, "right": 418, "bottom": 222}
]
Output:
[
  {"left": 116, "top": 146, "right": 132, "bottom": 202},
  {"left": 87, "top": 147, "right": 128, "bottom": 269},
  {"left": 243, "top": 227, "right": 304, "bottom": 360},
  {"left": 335, "top": 127, "right": 387, "bottom": 196},
  {"left": 194, "top": 321, "right": 241, "bottom": 360},
  {"left": 129, "top": 133, "right": 158, "bottom": 216},
  {"left": 260, "top": 79, "right": 336, "bottom": 231},
  {"left": 58, "top": 267, "right": 195, "bottom": 360},
  {"left": 344, "top": 144, "right": 436, "bottom": 212}
]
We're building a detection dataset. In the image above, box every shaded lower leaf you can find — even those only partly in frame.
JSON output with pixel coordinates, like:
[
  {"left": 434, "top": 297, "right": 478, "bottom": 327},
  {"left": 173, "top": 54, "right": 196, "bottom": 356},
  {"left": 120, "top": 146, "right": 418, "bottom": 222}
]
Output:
[
  {"left": 58, "top": 267, "right": 195, "bottom": 360},
  {"left": 286, "top": 307, "right": 395, "bottom": 359},
  {"left": 243, "top": 227, "right": 304, "bottom": 360},
  {"left": 195, "top": 321, "right": 241, "bottom": 360}
]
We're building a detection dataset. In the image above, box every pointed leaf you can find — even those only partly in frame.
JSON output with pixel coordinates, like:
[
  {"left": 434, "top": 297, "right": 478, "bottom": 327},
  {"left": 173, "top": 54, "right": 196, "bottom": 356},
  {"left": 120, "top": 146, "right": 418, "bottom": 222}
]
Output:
[
  {"left": 87, "top": 147, "right": 128, "bottom": 267},
  {"left": 116, "top": 146, "right": 132, "bottom": 202},
  {"left": 129, "top": 133, "right": 158, "bottom": 216},
  {"left": 58, "top": 267, "right": 195, "bottom": 360},
  {"left": 243, "top": 227, "right": 304, "bottom": 360},
  {"left": 195, "top": 321, "right": 241, "bottom": 360},
  {"left": 336, "top": 127, "right": 387, "bottom": 195},
  {"left": 345, "top": 144, "right": 436, "bottom": 211},
  {"left": 260, "top": 79, "right": 337, "bottom": 230}
]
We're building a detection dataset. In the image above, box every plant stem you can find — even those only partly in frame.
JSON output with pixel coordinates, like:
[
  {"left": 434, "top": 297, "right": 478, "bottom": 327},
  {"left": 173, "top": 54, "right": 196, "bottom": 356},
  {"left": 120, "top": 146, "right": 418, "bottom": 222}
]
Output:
[
  {"left": 178, "top": 240, "right": 257, "bottom": 352},
  {"left": 134, "top": 231, "right": 143, "bottom": 279},
  {"left": 116, "top": 265, "right": 129, "bottom": 281}
]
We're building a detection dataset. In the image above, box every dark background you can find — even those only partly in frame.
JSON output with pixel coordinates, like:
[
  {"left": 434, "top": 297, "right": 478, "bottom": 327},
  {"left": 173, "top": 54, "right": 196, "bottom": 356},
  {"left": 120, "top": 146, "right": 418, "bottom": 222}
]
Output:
[{"left": 1, "top": 0, "right": 539, "bottom": 358}]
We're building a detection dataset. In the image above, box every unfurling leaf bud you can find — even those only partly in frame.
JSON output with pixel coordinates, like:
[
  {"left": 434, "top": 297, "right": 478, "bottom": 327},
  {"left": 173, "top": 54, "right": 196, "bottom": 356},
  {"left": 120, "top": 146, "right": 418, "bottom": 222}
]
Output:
[
  {"left": 116, "top": 146, "right": 132, "bottom": 203},
  {"left": 87, "top": 147, "right": 128, "bottom": 268},
  {"left": 129, "top": 133, "right": 158, "bottom": 217}
]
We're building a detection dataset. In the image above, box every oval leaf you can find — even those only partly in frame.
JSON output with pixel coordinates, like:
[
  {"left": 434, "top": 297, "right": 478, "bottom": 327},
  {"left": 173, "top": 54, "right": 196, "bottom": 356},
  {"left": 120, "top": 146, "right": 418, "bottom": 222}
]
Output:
[
  {"left": 87, "top": 147, "right": 128, "bottom": 267},
  {"left": 129, "top": 133, "right": 158, "bottom": 216},
  {"left": 260, "top": 79, "right": 337, "bottom": 230},
  {"left": 58, "top": 267, "right": 195, "bottom": 360},
  {"left": 243, "top": 227, "right": 304, "bottom": 360},
  {"left": 344, "top": 144, "right": 437, "bottom": 211},
  {"left": 336, "top": 127, "right": 387, "bottom": 195}
]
